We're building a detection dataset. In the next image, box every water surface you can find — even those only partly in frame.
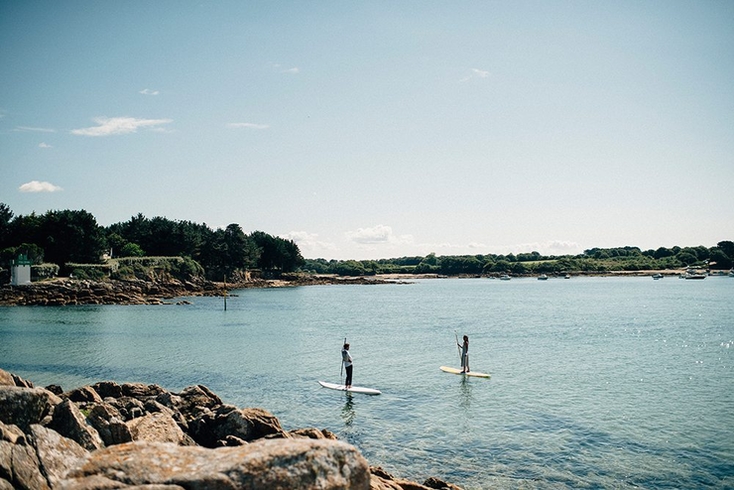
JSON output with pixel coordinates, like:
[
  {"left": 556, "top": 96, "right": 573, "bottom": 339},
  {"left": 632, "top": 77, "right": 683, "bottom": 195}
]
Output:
[{"left": 1, "top": 276, "right": 732, "bottom": 489}]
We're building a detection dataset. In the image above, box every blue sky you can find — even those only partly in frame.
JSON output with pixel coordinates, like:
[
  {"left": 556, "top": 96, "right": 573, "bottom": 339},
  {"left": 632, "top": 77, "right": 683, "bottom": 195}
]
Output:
[{"left": 2, "top": 1, "right": 732, "bottom": 260}]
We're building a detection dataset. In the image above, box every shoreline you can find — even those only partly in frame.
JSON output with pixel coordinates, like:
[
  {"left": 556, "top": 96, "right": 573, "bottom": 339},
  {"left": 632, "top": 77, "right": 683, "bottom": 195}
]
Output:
[{"left": 0, "top": 268, "right": 720, "bottom": 306}]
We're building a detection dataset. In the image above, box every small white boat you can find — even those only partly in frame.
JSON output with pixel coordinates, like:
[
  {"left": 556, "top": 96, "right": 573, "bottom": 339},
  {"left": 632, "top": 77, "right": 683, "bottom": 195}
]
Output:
[
  {"left": 499, "top": 274, "right": 511, "bottom": 280},
  {"left": 652, "top": 274, "right": 663, "bottom": 280},
  {"left": 537, "top": 274, "right": 548, "bottom": 280}
]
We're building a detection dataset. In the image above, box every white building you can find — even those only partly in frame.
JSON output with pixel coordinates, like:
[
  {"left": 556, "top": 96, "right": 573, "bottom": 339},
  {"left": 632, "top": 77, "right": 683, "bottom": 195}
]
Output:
[{"left": 10, "top": 254, "right": 32, "bottom": 285}]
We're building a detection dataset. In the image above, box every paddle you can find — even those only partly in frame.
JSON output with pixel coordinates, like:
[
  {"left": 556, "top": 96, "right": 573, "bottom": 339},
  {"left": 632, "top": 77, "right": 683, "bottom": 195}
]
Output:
[{"left": 454, "top": 331, "right": 462, "bottom": 364}]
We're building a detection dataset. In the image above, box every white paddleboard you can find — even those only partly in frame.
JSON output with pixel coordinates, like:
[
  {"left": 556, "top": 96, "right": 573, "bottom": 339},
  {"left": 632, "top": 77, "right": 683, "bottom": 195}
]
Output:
[
  {"left": 318, "top": 380, "right": 381, "bottom": 395},
  {"left": 439, "top": 366, "right": 491, "bottom": 379}
]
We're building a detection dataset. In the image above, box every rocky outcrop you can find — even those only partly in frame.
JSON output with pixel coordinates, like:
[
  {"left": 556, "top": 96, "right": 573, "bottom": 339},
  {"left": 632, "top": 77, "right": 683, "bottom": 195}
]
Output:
[
  {"left": 0, "top": 275, "right": 405, "bottom": 306},
  {"left": 0, "top": 279, "right": 211, "bottom": 306},
  {"left": 0, "top": 368, "right": 463, "bottom": 490}
]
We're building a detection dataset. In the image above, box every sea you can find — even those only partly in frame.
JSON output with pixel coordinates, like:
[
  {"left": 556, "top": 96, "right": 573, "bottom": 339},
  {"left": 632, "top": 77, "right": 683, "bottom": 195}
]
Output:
[{"left": 1, "top": 276, "right": 732, "bottom": 489}]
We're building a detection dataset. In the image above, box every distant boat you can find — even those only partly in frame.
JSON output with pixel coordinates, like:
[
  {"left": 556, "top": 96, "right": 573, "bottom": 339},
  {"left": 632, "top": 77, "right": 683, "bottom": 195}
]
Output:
[
  {"left": 564, "top": 274, "right": 571, "bottom": 279},
  {"left": 681, "top": 272, "right": 706, "bottom": 280},
  {"left": 537, "top": 274, "right": 548, "bottom": 280},
  {"left": 500, "top": 274, "right": 511, "bottom": 281},
  {"left": 652, "top": 273, "right": 663, "bottom": 280}
]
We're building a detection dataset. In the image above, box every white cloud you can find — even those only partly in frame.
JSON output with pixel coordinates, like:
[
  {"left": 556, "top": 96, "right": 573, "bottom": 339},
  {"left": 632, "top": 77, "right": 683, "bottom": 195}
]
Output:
[
  {"left": 19, "top": 180, "right": 63, "bottom": 193},
  {"left": 139, "top": 89, "right": 160, "bottom": 95},
  {"left": 285, "top": 231, "right": 337, "bottom": 254},
  {"left": 269, "top": 62, "right": 299, "bottom": 74},
  {"left": 459, "top": 68, "right": 491, "bottom": 82},
  {"left": 15, "top": 126, "right": 56, "bottom": 133},
  {"left": 38, "top": 142, "right": 52, "bottom": 148},
  {"left": 71, "top": 117, "right": 172, "bottom": 136},
  {"left": 345, "top": 225, "right": 413, "bottom": 246},
  {"left": 509, "top": 240, "right": 583, "bottom": 256},
  {"left": 227, "top": 122, "right": 270, "bottom": 130}
]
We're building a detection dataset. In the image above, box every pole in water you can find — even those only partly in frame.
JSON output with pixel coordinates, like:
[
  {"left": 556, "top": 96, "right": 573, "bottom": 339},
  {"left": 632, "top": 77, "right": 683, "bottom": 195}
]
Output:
[{"left": 223, "top": 275, "right": 227, "bottom": 311}]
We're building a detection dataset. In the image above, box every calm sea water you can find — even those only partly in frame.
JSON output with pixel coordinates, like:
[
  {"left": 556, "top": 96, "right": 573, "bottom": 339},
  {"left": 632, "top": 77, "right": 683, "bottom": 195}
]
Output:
[{"left": 1, "top": 277, "right": 732, "bottom": 489}]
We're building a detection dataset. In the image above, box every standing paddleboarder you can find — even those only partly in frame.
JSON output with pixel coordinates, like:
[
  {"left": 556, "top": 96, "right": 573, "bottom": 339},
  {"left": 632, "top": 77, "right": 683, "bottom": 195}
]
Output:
[
  {"left": 458, "top": 335, "right": 470, "bottom": 373},
  {"left": 342, "top": 342, "right": 353, "bottom": 388}
]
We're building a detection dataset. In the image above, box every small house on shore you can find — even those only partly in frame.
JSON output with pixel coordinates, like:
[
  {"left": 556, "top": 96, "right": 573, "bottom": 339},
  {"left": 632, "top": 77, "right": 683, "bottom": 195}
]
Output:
[{"left": 10, "top": 254, "right": 32, "bottom": 285}]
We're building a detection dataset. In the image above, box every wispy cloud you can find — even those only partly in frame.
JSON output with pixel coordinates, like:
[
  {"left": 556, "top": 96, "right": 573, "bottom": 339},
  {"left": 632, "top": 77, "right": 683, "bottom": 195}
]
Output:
[
  {"left": 139, "top": 89, "right": 160, "bottom": 95},
  {"left": 71, "top": 117, "right": 172, "bottom": 136},
  {"left": 15, "top": 126, "right": 56, "bottom": 133},
  {"left": 227, "top": 122, "right": 270, "bottom": 130},
  {"left": 19, "top": 180, "right": 63, "bottom": 193},
  {"left": 286, "top": 231, "right": 337, "bottom": 254},
  {"left": 459, "top": 68, "right": 491, "bottom": 82},
  {"left": 345, "top": 225, "right": 413, "bottom": 245},
  {"left": 38, "top": 142, "right": 52, "bottom": 148},
  {"left": 269, "top": 62, "right": 300, "bottom": 74}
]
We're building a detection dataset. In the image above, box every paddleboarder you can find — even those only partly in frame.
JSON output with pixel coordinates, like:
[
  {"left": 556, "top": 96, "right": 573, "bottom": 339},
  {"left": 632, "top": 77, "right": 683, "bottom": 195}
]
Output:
[
  {"left": 458, "top": 335, "right": 470, "bottom": 373},
  {"left": 342, "top": 342, "right": 353, "bottom": 388}
]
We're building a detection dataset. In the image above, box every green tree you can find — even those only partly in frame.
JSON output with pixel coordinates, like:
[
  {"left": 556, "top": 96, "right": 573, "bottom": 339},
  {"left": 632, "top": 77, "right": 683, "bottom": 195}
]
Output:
[
  {"left": 120, "top": 243, "right": 145, "bottom": 257},
  {"left": 709, "top": 249, "right": 732, "bottom": 269},
  {"left": 41, "top": 210, "right": 107, "bottom": 265},
  {"left": 716, "top": 241, "right": 734, "bottom": 260}
]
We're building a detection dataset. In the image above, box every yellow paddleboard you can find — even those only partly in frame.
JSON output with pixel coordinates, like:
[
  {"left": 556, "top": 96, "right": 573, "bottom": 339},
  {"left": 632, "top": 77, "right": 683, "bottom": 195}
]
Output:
[{"left": 440, "top": 366, "right": 491, "bottom": 378}]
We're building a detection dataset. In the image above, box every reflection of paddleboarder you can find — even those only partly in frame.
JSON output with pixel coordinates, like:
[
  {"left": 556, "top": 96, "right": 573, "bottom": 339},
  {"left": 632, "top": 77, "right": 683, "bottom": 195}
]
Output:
[
  {"left": 457, "top": 335, "right": 470, "bottom": 373},
  {"left": 341, "top": 343, "right": 353, "bottom": 388}
]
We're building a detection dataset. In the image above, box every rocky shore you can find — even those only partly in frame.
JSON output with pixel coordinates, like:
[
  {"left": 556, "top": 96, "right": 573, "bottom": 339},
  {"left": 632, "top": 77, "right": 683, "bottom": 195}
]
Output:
[
  {"left": 0, "top": 274, "right": 406, "bottom": 307},
  {"left": 0, "top": 368, "right": 461, "bottom": 489}
]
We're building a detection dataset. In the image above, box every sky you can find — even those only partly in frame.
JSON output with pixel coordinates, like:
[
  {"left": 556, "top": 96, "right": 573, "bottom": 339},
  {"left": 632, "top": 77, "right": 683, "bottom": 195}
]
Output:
[{"left": 1, "top": 1, "right": 733, "bottom": 260}]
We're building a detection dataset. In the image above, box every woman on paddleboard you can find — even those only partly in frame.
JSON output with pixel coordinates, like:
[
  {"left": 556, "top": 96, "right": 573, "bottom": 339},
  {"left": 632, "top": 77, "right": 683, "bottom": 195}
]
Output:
[
  {"left": 458, "top": 335, "right": 470, "bottom": 373},
  {"left": 342, "top": 343, "right": 353, "bottom": 388}
]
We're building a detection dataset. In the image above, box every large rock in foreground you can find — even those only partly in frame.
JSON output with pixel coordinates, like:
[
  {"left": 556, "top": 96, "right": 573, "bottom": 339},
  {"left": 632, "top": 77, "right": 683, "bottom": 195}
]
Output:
[
  {"left": 61, "top": 439, "right": 370, "bottom": 490},
  {"left": 0, "top": 368, "right": 463, "bottom": 490}
]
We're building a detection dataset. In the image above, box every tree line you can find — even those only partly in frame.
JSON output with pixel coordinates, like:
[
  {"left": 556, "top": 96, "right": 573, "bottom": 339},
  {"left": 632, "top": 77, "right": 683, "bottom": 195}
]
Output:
[
  {"left": 0, "top": 203, "right": 303, "bottom": 280},
  {"left": 1, "top": 203, "right": 731, "bottom": 280},
  {"left": 302, "top": 243, "right": 734, "bottom": 276}
]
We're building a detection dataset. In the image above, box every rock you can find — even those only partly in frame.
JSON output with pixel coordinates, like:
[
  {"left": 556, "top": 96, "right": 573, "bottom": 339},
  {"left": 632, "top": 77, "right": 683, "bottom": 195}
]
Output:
[
  {"left": 126, "top": 412, "right": 187, "bottom": 445},
  {"left": 11, "top": 374, "right": 34, "bottom": 389},
  {"left": 0, "top": 386, "right": 61, "bottom": 432},
  {"left": 0, "top": 422, "right": 24, "bottom": 445},
  {"left": 44, "top": 385, "right": 64, "bottom": 396},
  {"left": 61, "top": 439, "right": 370, "bottom": 489},
  {"left": 65, "top": 386, "right": 103, "bottom": 404},
  {"left": 424, "top": 476, "right": 464, "bottom": 490},
  {"left": 90, "top": 381, "right": 122, "bottom": 399},
  {"left": 29, "top": 425, "right": 89, "bottom": 488},
  {"left": 214, "top": 434, "right": 248, "bottom": 447},
  {"left": 290, "top": 427, "right": 339, "bottom": 440},
  {"left": 0, "top": 371, "right": 13, "bottom": 387},
  {"left": 121, "top": 382, "right": 166, "bottom": 399},
  {"left": 174, "top": 385, "right": 222, "bottom": 422},
  {"left": 104, "top": 396, "right": 146, "bottom": 420},
  {"left": 47, "top": 399, "right": 104, "bottom": 451},
  {"left": 214, "top": 406, "right": 285, "bottom": 442},
  {"left": 86, "top": 404, "right": 133, "bottom": 446},
  {"left": 370, "top": 474, "right": 404, "bottom": 490},
  {"left": 0, "top": 369, "right": 33, "bottom": 388},
  {"left": 10, "top": 441, "right": 49, "bottom": 490}
]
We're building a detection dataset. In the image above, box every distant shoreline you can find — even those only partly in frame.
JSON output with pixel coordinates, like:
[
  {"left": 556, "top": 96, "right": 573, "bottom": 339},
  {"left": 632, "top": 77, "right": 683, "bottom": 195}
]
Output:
[{"left": 1, "top": 269, "right": 724, "bottom": 307}]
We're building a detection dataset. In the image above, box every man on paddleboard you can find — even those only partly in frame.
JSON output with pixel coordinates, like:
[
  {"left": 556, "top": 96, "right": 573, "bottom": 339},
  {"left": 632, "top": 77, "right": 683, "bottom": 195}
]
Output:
[
  {"left": 458, "top": 335, "right": 470, "bottom": 373},
  {"left": 342, "top": 343, "right": 353, "bottom": 388}
]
